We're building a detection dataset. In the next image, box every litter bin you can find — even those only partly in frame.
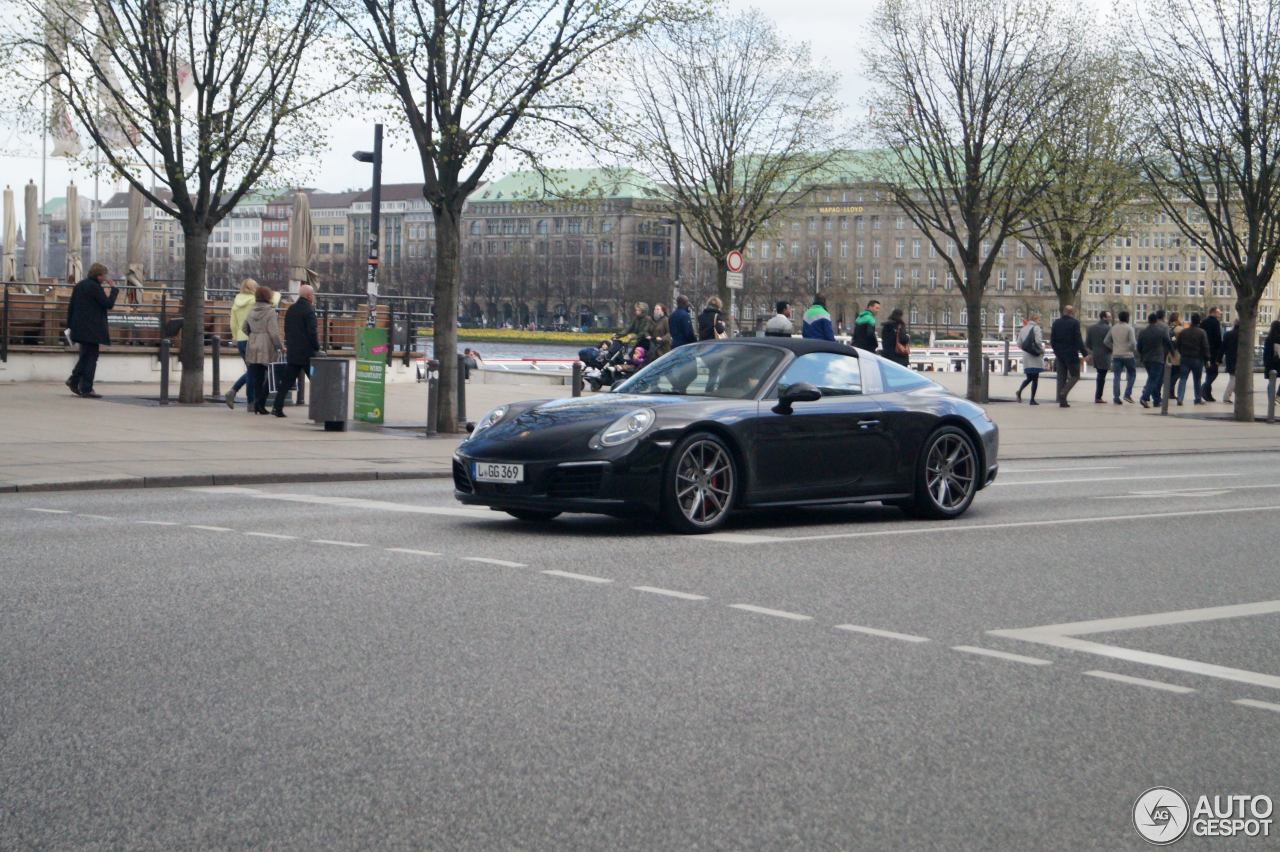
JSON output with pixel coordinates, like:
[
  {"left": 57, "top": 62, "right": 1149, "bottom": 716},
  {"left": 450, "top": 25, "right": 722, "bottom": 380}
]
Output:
[{"left": 308, "top": 357, "right": 350, "bottom": 432}]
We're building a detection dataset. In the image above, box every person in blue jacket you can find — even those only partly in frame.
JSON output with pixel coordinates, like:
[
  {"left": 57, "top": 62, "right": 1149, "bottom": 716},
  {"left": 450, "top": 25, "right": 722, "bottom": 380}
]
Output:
[
  {"left": 669, "top": 294, "right": 696, "bottom": 348},
  {"left": 802, "top": 293, "right": 835, "bottom": 341}
]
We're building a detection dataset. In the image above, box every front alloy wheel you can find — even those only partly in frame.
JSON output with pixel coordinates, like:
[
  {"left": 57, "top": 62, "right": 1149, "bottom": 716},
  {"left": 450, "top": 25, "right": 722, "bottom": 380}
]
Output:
[
  {"left": 663, "top": 432, "right": 737, "bottom": 533},
  {"left": 909, "top": 426, "right": 978, "bottom": 519}
]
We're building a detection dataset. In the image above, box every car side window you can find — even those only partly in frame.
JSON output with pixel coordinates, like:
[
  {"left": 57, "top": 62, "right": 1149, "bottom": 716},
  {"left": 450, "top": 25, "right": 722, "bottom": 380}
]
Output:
[{"left": 775, "top": 352, "right": 861, "bottom": 396}]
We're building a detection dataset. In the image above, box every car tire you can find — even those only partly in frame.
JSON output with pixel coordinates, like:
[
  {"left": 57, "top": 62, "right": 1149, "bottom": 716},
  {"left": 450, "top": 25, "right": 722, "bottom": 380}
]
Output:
[
  {"left": 905, "top": 425, "right": 979, "bottom": 520},
  {"left": 661, "top": 431, "right": 738, "bottom": 534},
  {"left": 504, "top": 509, "right": 561, "bottom": 522}
]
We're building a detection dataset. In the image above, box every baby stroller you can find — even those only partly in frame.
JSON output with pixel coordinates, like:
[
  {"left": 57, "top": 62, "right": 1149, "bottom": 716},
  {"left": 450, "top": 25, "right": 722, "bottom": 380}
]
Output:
[{"left": 583, "top": 338, "right": 643, "bottom": 391}]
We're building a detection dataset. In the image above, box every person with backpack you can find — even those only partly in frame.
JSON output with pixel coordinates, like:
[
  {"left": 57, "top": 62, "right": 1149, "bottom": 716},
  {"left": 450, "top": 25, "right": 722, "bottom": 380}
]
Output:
[{"left": 1015, "top": 312, "right": 1045, "bottom": 405}]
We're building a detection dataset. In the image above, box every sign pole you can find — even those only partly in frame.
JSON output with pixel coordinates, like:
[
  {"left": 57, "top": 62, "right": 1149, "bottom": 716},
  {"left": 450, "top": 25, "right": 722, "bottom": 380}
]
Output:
[{"left": 366, "top": 123, "right": 382, "bottom": 328}]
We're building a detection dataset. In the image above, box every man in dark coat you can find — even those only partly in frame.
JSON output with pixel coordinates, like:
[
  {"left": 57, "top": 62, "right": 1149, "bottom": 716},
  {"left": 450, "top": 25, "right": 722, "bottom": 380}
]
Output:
[
  {"left": 65, "top": 262, "right": 119, "bottom": 398},
  {"left": 669, "top": 294, "right": 696, "bottom": 348},
  {"left": 1050, "top": 304, "right": 1089, "bottom": 407},
  {"left": 1201, "top": 306, "right": 1224, "bottom": 401},
  {"left": 272, "top": 284, "right": 322, "bottom": 417}
]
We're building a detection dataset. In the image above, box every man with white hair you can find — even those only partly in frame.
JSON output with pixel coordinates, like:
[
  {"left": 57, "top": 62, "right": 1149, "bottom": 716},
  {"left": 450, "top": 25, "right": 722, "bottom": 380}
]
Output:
[{"left": 271, "top": 284, "right": 322, "bottom": 417}]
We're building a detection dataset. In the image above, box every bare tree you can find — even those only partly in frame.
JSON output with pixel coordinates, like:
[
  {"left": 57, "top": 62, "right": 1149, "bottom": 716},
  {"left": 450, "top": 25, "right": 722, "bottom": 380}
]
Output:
[
  {"left": 9, "top": 0, "right": 340, "bottom": 402},
  {"left": 331, "top": 0, "right": 678, "bottom": 432},
  {"left": 1133, "top": 0, "right": 1280, "bottom": 422},
  {"left": 620, "top": 9, "right": 844, "bottom": 320},
  {"left": 1018, "top": 51, "right": 1148, "bottom": 315},
  {"left": 866, "top": 0, "right": 1073, "bottom": 400}
]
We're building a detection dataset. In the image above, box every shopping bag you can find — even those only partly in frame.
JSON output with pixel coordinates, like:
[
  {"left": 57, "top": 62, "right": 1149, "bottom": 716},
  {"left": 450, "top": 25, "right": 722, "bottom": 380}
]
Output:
[{"left": 267, "top": 359, "right": 288, "bottom": 395}]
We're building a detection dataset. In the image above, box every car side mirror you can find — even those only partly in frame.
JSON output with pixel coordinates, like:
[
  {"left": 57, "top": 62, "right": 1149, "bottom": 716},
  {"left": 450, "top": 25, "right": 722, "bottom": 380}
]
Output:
[{"left": 772, "top": 382, "right": 821, "bottom": 414}]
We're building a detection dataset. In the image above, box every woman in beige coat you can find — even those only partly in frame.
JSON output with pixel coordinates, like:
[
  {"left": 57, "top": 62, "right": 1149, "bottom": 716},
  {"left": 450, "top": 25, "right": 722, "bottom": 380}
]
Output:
[{"left": 242, "top": 285, "right": 283, "bottom": 414}]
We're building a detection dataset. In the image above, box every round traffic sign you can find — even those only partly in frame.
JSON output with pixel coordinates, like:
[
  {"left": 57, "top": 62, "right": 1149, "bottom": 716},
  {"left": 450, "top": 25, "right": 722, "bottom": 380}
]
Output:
[{"left": 726, "top": 250, "right": 744, "bottom": 273}]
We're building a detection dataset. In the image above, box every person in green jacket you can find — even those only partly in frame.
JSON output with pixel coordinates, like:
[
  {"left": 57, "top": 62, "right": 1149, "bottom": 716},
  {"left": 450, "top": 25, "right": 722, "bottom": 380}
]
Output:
[
  {"left": 852, "top": 300, "right": 880, "bottom": 351},
  {"left": 225, "top": 278, "right": 279, "bottom": 409},
  {"left": 616, "top": 301, "right": 654, "bottom": 346}
]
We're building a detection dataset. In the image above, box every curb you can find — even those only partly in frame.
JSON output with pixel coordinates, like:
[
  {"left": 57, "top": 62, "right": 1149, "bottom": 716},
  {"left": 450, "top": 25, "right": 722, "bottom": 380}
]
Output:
[{"left": 3, "top": 470, "right": 452, "bottom": 494}]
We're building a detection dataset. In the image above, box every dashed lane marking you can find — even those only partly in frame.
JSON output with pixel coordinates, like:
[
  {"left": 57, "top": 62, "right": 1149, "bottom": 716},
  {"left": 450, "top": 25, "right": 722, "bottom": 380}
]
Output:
[
  {"left": 541, "top": 569, "right": 611, "bottom": 584},
  {"left": 244, "top": 532, "right": 297, "bottom": 540},
  {"left": 463, "top": 557, "right": 527, "bottom": 568},
  {"left": 189, "top": 487, "right": 491, "bottom": 518},
  {"left": 25, "top": 508, "right": 71, "bottom": 514},
  {"left": 952, "top": 646, "right": 1052, "bottom": 666},
  {"left": 311, "top": 539, "right": 368, "bottom": 548},
  {"left": 993, "top": 473, "right": 1244, "bottom": 488},
  {"left": 386, "top": 547, "right": 441, "bottom": 557},
  {"left": 136, "top": 520, "right": 179, "bottom": 526},
  {"left": 728, "top": 604, "right": 813, "bottom": 621},
  {"left": 835, "top": 624, "right": 930, "bottom": 643},
  {"left": 999, "top": 466, "right": 1123, "bottom": 474},
  {"left": 1083, "top": 670, "right": 1196, "bottom": 694},
  {"left": 700, "top": 504, "right": 1280, "bottom": 545},
  {"left": 188, "top": 525, "right": 234, "bottom": 532},
  {"left": 632, "top": 586, "right": 709, "bottom": 601},
  {"left": 77, "top": 514, "right": 114, "bottom": 520},
  {"left": 1234, "top": 698, "right": 1280, "bottom": 714}
]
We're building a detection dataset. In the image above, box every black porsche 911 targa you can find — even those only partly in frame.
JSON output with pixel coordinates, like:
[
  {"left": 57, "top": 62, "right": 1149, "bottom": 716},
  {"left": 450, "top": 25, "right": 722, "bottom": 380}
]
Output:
[{"left": 453, "top": 338, "right": 998, "bottom": 533}]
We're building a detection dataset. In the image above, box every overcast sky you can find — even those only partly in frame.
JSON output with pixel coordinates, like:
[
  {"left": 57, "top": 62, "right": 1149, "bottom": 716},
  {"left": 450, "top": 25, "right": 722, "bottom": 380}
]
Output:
[{"left": 0, "top": 0, "right": 1100, "bottom": 206}]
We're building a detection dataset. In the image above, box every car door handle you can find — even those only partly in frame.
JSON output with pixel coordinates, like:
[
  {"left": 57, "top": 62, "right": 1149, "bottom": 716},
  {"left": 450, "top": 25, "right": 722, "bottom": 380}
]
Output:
[{"left": 857, "top": 419, "right": 881, "bottom": 429}]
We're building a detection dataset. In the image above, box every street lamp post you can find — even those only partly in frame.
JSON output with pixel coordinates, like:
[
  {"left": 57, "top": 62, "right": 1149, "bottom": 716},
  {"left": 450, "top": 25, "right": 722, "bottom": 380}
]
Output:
[{"left": 353, "top": 124, "right": 383, "bottom": 327}]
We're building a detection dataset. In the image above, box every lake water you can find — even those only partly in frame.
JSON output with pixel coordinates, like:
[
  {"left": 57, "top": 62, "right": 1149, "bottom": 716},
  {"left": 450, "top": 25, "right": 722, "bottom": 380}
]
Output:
[{"left": 418, "top": 340, "right": 586, "bottom": 361}]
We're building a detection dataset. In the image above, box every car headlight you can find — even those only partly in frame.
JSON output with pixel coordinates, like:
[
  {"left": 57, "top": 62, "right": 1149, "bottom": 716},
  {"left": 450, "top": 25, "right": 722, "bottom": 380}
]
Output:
[
  {"left": 467, "top": 405, "right": 509, "bottom": 441},
  {"left": 592, "top": 408, "right": 655, "bottom": 449}
]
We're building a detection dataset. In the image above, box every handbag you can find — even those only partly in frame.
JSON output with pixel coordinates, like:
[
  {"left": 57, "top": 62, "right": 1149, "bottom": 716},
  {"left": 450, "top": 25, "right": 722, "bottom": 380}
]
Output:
[
  {"left": 895, "top": 330, "right": 910, "bottom": 357},
  {"left": 267, "top": 356, "right": 288, "bottom": 395}
]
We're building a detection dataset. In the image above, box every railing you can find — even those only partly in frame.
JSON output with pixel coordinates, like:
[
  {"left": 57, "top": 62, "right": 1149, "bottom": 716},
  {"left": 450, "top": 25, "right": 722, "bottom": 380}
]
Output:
[{"left": 0, "top": 281, "right": 434, "bottom": 362}]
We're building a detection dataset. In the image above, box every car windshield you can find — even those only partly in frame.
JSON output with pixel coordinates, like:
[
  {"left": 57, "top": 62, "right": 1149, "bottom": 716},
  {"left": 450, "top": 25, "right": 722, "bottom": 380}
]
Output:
[{"left": 613, "top": 343, "right": 784, "bottom": 399}]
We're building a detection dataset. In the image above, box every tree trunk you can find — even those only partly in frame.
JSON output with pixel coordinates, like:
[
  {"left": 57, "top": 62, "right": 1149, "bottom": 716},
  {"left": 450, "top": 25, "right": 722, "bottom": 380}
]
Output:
[
  {"left": 432, "top": 202, "right": 463, "bottom": 433},
  {"left": 964, "top": 264, "right": 984, "bottom": 402},
  {"left": 715, "top": 262, "right": 731, "bottom": 335},
  {"left": 178, "top": 227, "right": 208, "bottom": 404},
  {"left": 1056, "top": 262, "right": 1078, "bottom": 317},
  {"left": 1234, "top": 293, "right": 1259, "bottom": 423}
]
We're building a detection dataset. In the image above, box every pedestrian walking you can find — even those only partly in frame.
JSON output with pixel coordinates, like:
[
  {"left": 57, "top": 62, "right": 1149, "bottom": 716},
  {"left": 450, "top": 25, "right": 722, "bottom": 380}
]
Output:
[
  {"left": 1103, "top": 310, "right": 1138, "bottom": 404},
  {"left": 651, "top": 304, "right": 671, "bottom": 357},
  {"left": 1050, "top": 305, "right": 1089, "bottom": 407},
  {"left": 852, "top": 300, "right": 880, "bottom": 351},
  {"left": 1221, "top": 320, "right": 1240, "bottom": 405},
  {"left": 271, "top": 284, "right": 322, "bottom": 417},
  {"left": 1201, "top": 306, "right": 1224, "bottom": 401},
  {"left": 1086, "top": 310, "right": 1112, "bottom": 404},
  {"left": 243, "top": 285, "right": 283, "bottom": 415},
  {"left": 764, "top": 301, "right": 793, "bottom": 337},
  {"left": 1265, "top": 320, "right": 1280, "bottom": 384},
  {"left": 64, "top": 262, "right": 119, "bottom": 399},
  {"left": 1015, "top": 312, "right": 1046, "bottom": 405},
  {"left": 1175, "top": 313, "right": 1211, "bottom": 405},
  {"left": 697, "top": 296, "right": 726, "bottom": 341},
  {"left": 225, "top": 278, "right": 279, "bottom": 408},
  {"left": 669, "top": 295, "right": 696, "bottom": 348},
  {"left": 1167, "top": 311, "right": 1183, "bottom": 394},
  {"left": 1136, "top": 312, "right": 1173, "bottom": 408},
  {"left": 881, "top": 308, "right": 911, "bottom": 366},
  {"left": 801, "top": 293, "right": 835, "bottom": 341}
]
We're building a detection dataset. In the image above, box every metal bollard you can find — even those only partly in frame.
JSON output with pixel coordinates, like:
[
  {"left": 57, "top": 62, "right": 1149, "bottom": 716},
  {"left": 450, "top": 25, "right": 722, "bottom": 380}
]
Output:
[
  {"left": 980, "top": 356, "right": 991, "bottom": 404},
  {"left": 2, "top": 285, "right": 9, "bottom": 363},
  {"left": 425, "top": 369, "right": 439, "bottom": 437},
  {"left": 1269, "top": 370, "right": 1277, "bottom": 423},
  {"left": 159, "top": 339, "right": 170, "bottom": 405},
  {"left": 1161, "top": 364, "right": 1173, "bottom": 415},
  {"left": 1003, "top": 338, "right": 1010, "bottom": 375},
  {"left": 572, "top": 362, "right": 583, "bottom": 398},
  {"left": 456, "top": 353, "right": 467, "bottom": 426},
  {"left": 211, "top": 335, "right": 221, "bottom": 398}
]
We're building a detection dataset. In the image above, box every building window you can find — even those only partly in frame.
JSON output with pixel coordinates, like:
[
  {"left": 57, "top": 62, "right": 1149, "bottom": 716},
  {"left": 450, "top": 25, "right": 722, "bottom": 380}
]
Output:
[{"left": 895, "top": 238, "right": 905, "bottom": 258}]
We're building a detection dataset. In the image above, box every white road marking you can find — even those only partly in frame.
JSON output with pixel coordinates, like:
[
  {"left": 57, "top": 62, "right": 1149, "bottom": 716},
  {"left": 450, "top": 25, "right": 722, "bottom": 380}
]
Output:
[
  {"left": 463, "top": 557, "right": 526, "bottom": 567},
  {"left": 999, "top": 466, "right": 1123, "bottom": 474},
  {"left": 188, "top": 524, "right": 234, "bottom": 532},
  {"left": 1083, "top": 670, "right": 1196, "bottom": 694},
  {"left": 990, "top": 599, "right": 1280, "bottom": 691},
  {"left": 952, "top": 646, "right": 1052, "bottom": 666},
  {"left": 700, "top": 504, "right": 1280, "bottom": 544},
  {"left": 136, "top": 520, "right": 179, "bottom": 526},
  {"left": 994, "top": 472, "right": 1243, "bottom": 487},
  {"left": 244, "top": 532, "right": 297, "bottom": 540},
  {"left": 835, "top": 624, "right": 930, "bottom": 643},
  {"left": 311, "top": 539, "right": 368, "bottom": 548},
  {"left": 386, "top": 547, "right": 441, "bottom": 556},
  {"left": 632, "top": 586, "right": 708, "bottom": 601},
  {"left": 25, "top": 508, "right": 71, "bottom": 514},
  {"left": 77, "top": 514, "right": 114, "bottom": 520},
  {"left": 1234, "top": 698, "right": 1280, "bottom": 714},
  {"left": 728, "top": 604, "right": 813, "bottom": 621},
  {"left": 541, "top": 569, "right": 611, "bottom": 583},
  {"left": 188, "top": 487, "right": 491, "bottom": 518},
  {"left": 1094, "top": 482, "right": 1280, "bottom": 500}
]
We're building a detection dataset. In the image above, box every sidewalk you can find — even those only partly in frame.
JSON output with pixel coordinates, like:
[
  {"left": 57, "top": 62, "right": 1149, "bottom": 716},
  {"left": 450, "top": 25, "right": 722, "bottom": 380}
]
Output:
[{"left": 2, "top": 370, "right": 1279, "bottom": 492}]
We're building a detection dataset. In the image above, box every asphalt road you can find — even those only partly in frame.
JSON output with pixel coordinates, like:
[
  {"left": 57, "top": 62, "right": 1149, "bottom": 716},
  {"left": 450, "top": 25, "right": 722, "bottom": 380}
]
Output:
[{"left": 3, "top": 452, "right": 1280, "bottom": 849}]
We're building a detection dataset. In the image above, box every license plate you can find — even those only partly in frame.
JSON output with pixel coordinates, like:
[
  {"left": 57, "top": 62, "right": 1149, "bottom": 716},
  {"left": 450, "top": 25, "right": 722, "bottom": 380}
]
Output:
[{"left": 473, "top": 462, "right": 523, "bottom": 483}]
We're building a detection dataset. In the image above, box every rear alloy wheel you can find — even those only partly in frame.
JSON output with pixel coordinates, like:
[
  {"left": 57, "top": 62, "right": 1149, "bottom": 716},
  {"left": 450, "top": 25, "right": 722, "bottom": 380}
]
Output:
[
  {"left": 504, "top": 509, "right": 561, "bottom": 522},
  {"left": 662, "top": 432, "right": 737, "bottom": 533},
  {"left": 908, "top": 426, "right": 978, "bottom": 520}
]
